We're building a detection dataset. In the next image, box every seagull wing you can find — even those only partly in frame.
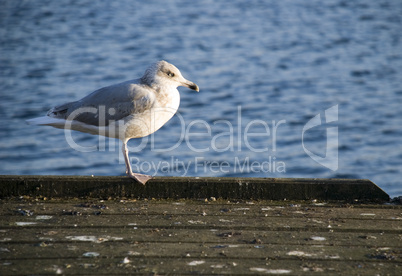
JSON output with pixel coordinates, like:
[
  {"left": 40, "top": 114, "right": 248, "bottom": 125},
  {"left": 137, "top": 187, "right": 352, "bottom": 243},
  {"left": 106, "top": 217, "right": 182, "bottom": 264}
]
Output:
[{"left": 47, "top": 79, "right": 155, "bottom": 127}]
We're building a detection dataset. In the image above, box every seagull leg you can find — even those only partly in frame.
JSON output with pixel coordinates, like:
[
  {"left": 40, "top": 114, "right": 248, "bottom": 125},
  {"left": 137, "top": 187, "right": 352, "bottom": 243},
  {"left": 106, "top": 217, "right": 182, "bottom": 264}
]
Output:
[{"left": 122, "top": 141, "right": 152, "bottom": 185}]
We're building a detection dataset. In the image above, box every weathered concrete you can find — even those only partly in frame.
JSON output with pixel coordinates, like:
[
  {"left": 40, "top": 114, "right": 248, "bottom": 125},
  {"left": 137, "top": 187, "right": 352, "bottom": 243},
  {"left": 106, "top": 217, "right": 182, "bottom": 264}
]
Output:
[
  {"left": 0, "top": 198, "right": 401, "bottom": 275},
  {"left": 0, "top": 175, "right": 390, "bottom": 201}
]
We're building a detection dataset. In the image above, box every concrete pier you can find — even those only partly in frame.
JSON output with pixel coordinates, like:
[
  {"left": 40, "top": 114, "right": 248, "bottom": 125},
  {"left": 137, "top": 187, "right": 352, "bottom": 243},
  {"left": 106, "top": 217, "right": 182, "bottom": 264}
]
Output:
[
  {"left": 0, "top": 176, "right": 400, "bottom": 275},
  {"left": 0, "top": 175, "right": 390, "bottom": 201}
]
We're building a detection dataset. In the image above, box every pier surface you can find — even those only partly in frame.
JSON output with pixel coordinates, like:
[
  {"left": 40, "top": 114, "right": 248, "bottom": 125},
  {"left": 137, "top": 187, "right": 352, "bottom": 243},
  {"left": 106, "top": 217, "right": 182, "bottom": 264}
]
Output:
[{"left": 0, "top": 176, "right": 400, "bottom": 275}]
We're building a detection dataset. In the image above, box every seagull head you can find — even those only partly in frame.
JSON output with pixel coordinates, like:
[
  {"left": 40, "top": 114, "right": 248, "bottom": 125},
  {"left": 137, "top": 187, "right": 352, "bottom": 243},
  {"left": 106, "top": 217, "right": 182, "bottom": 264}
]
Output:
[{"left": 141, "top": 60, "right": 199, "bottom": 92}]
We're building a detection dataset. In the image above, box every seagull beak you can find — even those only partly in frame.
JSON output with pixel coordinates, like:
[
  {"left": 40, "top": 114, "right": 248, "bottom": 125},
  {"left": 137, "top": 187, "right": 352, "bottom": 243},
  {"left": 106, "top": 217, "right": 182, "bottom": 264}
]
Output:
[{"left": 182, "top": 80, "right": 199, "bottom": 92}]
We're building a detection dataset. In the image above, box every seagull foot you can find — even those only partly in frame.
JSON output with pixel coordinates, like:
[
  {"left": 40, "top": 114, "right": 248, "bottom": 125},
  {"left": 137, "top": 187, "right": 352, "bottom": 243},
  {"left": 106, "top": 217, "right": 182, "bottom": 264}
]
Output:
[{"left": 127, "top": 172, "right": 152, "bottom": 185}]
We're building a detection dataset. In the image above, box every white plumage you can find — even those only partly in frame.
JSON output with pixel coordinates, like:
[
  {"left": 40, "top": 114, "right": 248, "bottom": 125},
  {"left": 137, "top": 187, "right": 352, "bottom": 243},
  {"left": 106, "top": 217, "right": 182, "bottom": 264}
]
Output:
[{"left": 27, "top": 60, "right": 199, "bottom": 184}]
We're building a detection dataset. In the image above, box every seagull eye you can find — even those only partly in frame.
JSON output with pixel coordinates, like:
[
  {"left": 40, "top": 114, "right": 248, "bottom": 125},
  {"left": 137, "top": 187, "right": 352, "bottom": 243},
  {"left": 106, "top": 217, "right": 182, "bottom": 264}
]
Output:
[{"left": 167, "top": 71, "right": 175, "bottom": 77}]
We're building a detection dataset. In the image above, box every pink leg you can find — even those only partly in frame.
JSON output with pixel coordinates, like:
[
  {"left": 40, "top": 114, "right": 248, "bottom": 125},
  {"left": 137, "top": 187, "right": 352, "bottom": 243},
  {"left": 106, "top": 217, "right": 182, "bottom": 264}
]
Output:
[{"left": 122, "top": 141, "right": 152, "bottom": 185}]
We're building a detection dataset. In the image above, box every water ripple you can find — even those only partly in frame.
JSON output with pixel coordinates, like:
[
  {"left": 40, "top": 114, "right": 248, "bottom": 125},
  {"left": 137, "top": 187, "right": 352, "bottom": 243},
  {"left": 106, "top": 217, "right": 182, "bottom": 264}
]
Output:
[{"left": 0, "top": 0, "right": 401, "bottom": 197}]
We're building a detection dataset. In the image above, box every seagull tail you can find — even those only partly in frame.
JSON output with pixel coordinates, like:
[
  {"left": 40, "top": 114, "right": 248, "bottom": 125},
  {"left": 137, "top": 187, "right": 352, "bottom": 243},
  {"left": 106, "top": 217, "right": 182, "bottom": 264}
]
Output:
[{"left": 26, "top": 116, "right": 113, "bottom": 137}]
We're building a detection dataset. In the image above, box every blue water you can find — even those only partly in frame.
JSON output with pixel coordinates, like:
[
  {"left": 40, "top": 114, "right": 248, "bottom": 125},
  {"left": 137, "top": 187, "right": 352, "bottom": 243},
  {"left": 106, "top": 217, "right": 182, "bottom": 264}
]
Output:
[{"left": 1, "top": 0, "right": 401, "bottom": 198}]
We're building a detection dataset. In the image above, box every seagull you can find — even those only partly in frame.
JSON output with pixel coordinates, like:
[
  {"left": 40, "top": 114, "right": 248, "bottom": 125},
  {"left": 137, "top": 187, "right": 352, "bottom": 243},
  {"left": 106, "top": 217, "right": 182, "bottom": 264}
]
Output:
[{"left": 27, "top": 61, "right": 199, "bottom": 184}]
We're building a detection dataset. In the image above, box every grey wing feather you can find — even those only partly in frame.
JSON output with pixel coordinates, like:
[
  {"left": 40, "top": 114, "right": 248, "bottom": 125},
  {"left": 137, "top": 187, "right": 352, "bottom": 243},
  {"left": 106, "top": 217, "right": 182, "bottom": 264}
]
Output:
[{"left": 47, "top": 79, "right": 155, "bottom": 127}]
